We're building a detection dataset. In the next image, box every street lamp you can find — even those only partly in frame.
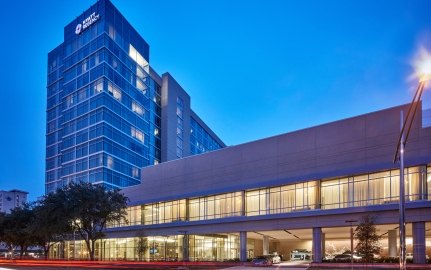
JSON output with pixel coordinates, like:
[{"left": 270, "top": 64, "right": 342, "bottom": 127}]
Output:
[
  {"left": 393, "top": 47, "right": 431, "bottom": 270},
  {"left": 346, "top": 219, "right": 358, "bottom": 268}
]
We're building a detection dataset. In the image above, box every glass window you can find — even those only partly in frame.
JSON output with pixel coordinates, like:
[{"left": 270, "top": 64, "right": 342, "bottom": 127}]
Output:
[
  {"left": 246, "top": 190, "right": 263, "bottom": 216},
  {"left": 353, "top": 175, "right": 368, "bottom": 206},
  {"left": 406, "top": 167, "right": 421, "bottom": 201},
  {"left": 131, "top": 127, "right": 144, "bottom": 143}
]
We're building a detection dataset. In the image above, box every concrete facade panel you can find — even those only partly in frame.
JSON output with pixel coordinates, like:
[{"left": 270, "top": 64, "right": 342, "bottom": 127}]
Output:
[
  {"left": 276, "top": 128, "right": 316, "bottom": 153},
  {"left": 124, "top": 104, "right": 430, "bottom": 206}
]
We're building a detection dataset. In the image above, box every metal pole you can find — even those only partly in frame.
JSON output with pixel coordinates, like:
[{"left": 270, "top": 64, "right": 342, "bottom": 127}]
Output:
[
  {"left": 399, "top": 111, "right": 406, "bottom": 270},
  {"left": 164, "top": 236, "right": 167, "bottom": 261},
  {"left": 351, "top": 226, "right": 354, "bottom": 266},
  {"left": 345, "top": 220, "right": 357, "bottom": 269}
]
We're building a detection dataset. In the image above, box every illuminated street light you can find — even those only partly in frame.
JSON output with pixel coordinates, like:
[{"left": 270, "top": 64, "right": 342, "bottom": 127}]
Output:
[{"left": 394, "top": 47, "right": 431, "bottom": 270}]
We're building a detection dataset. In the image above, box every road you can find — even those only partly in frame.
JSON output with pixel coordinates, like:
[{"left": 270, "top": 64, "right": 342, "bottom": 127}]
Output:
[{"left": 0, "top": 261, "right": 310, "bottom": 270}]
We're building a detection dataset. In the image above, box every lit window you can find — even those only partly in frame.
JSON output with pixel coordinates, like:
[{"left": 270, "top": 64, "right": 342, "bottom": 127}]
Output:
[
  {"left": 67, "top": 95, "right": 74, "bottom": 107},
  {"left": 132, "top": 167, "right": 139, "bottom": 178},
  {"left": 129, "top": 44, "right": 148, "bottom": 69},
  {"left": 132, "top": 101, "right": 144, "bottom": 115},
  {"left": 107, "top": 155, "right": 114, "bottom": 169},
  {"left": 136, "top": 66, "right": 145, "bottom": 79},
  {"left": 82, "top": 60, "right": 88, "bottom": 73},
  {"left": 93, "top": 79, "right": 103, "bottom": 93},
  {"left": 113, "top": 88, "right": 121, "bottom": 100},
  {"left": 131, "top": 127, "right": 144, "bottom": 142},
  {"left": 108, "top": 82, "right": 122, "bottom": 101},
  {"left": 136, "top": 78, "right": 146, "bottom": 92}
]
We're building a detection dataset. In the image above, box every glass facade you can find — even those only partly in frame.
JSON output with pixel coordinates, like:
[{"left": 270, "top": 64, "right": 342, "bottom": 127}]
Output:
[
  {"left": 49, "top": 165, "right": 430, "bottom": 262},
  {"left": 246, "top": 181, "right": 318, "bottom": 216},
  {"left": 189, "top": 192, "right": 243, "bottom": 221},
  {"left": 50, "top": 234, "right": 239, "bottom": 262},
  {"left": 143, "top": 199, "right": 187, "bottom": 225},
  {"left": 46, "top": 0, "right": 161, "bottom": 192},
  {"left": 190, "top": 117, "right": 222, "bottom": 155},
  {"left": 106, "top": 165, "right": 430, "bottom": 228},
  {"left": 176, "top": 97, "right": 184, "bottom": 158}
]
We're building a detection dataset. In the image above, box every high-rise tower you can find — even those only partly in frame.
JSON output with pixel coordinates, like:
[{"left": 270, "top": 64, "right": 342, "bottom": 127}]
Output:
[{"left": 46, "top": 0, "right": 224, "bottom": 193}]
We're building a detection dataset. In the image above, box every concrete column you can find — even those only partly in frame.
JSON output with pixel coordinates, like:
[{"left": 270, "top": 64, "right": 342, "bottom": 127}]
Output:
[
  {"left": 240, "top": 231, "right": 247, "bottom": 262},
  {"left": 312, "top": 227, "right": 322, "bottom": 263},
  {"left": 185, "top": 198, "right": 189, "bottom": 221},
  {"left": 388, "top": 230, "right": 398, "bottom": 258},
  {"left": 321, "top": 233, "right": 326, "bottom": 258},
  {"left": 263, "top": 235, "right": 270, "bottom": 255},
  {"left": 241, "top": 190, "right": 246, "bottom": 216},
  {"left": 413, "top": 222, "right": 426, "bottom": 264}
]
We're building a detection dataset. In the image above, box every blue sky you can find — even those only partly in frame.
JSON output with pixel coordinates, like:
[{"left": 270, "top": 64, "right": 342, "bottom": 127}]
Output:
[{"left": 0, "top": 0, "right": 430, "bottom": 201}]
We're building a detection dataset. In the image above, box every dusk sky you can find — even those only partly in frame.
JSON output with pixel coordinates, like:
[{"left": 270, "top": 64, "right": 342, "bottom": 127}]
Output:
[{"left": 0, "top": 0, "right": 430, "bottom": 201}]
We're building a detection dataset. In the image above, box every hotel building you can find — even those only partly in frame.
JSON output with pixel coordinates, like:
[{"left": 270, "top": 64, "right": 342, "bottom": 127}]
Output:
[
  {"left": 48, "top": 0, "right": 431, "bottom": 264},
  {"left": 46, "top": 0, "right": 224, "bottom": 193}
]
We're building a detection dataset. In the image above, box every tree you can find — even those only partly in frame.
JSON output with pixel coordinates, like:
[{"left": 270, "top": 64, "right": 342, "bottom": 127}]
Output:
[
  {"left": 30, "top": 194, "right": 73, "bottom": 260},
  {"left": 0, "top": 212, "right": 6, "bottom": 250},
  {"left": 60, "top": 182, "right": 128, "bottom": 260},
  {"left": 354, "top": 215, "right": 381, "bottom": 263},
  {"left": 3, "top": 205, "right": 36, "bottom": 259}
]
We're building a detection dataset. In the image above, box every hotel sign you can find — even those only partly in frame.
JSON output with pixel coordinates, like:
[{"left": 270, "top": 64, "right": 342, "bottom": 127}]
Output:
[{"left": 75, "top": 12, "right": 100, "bottom": 35}]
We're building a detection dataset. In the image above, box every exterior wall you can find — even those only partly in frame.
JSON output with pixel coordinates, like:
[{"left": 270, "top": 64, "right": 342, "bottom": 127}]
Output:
[
  {"left": 160, "top": 73, "right": 191, "bottom": 161},
  {"left": 160, "top": 73, "right": 225, "bottom": 162},
  {"left": 253, "top": 239, "right": 263, "bottom": 257},
  {"left": 0, "top": 189, "right": 28, "bottom": 213},
  {"left": 278, "top": 239, "right": 312, "bottom": 261},
  {"left": 105, "top": 104, "right": 431, "bottom": 256},
  {"left": 124, "top": 104, "right": 430, "bottom": 204}
]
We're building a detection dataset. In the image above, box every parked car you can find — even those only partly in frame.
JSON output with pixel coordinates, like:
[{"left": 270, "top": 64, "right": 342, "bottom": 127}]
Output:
[
  {"left": 252, "top": 256, "right": 273, "bottom": 266},
  {"left": 290, "top": 249, "right": 312, "bottom": 260},
  {"left": 324, "top": 253, "right": 335, "bottom": 261},
  {"left": 333, "top": 253, "right": 362, "bottom": 262},
  {"left": 265, "top": 254, "right": 281, "bottom": 264},
  {"left": 333, "top": 254, "right": 352, "bottom": 262}
]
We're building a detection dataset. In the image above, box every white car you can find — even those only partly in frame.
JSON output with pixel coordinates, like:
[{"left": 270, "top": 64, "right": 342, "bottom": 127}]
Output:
[{"left": 266, "top": 254, "right": 281, "bottom": 264}]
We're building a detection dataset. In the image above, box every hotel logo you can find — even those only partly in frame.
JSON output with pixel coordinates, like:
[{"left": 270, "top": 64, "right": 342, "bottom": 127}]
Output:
[{"left": 75, "top": 12, "right": 100, "bottom": 35}]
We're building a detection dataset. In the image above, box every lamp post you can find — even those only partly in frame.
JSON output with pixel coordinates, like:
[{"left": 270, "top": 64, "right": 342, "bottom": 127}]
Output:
[
  {"left": 393, "top": 51, "right": 430, "bottom": 269},
  {"left": 346, "top": 219, "right": 357, "bottom": 268}
]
